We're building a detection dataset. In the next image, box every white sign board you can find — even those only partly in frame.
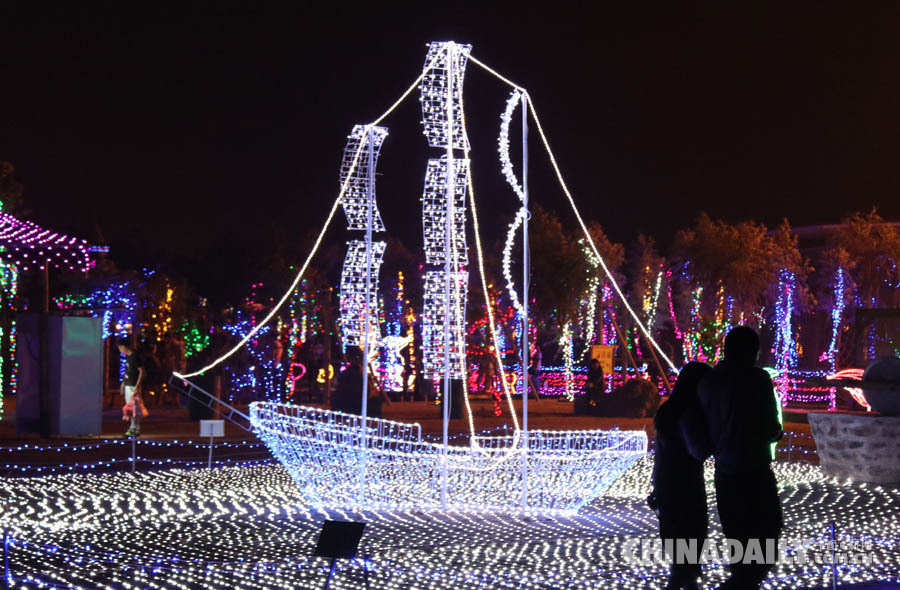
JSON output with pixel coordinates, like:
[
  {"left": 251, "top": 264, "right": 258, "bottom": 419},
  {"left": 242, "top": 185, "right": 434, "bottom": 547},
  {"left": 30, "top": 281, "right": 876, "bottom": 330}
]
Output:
[{"left": 200, "top": 419, "right": 225, "bottom": 438}]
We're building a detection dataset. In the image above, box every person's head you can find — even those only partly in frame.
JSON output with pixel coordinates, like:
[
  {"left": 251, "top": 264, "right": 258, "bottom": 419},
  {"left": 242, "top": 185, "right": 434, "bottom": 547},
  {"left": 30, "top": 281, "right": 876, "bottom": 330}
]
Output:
[
  {"left": 723, "top": 326, "right": 760, "bottom": 367},
  {"left": 655, "top": 361, "right": 711, "bottom": 431},
  {"left": 588, "top": 358, "right": 600, "bottom": 371},
  {"left": 671, "top": 361, "right": 711, "bottom": 402},
  {"left": 345, "top": 346, "right": 363, "bottom": 367},
  {"left": 116, "top": 337, "right": 134, "bottom": 356}
]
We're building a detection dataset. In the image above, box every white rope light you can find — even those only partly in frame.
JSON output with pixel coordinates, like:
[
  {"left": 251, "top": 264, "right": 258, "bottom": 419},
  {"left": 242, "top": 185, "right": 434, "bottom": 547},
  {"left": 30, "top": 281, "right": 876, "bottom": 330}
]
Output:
[
  {"left": 500, "top": 208, "right": 528, "bottom": 316},
  {"left": 498, "top": 89, "right": 526, "bottom": 202}
]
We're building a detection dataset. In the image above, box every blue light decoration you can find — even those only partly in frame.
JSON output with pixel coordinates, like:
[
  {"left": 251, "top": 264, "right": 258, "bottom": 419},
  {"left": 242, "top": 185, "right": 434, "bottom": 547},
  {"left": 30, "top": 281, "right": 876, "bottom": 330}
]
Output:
[
  {"left": 221, "top": 287, "right": 285, "bottom": 403},
  {"left": 825, "top": 267, "right": 847, "bottom": 409},
  {"left": 1, "top": 439, "right": 269, "bottom": 474},
  {"left": 54, "top": 282, "right": 137, "bottom": 340},
  {"left": 773, "top": 269, "right": 798, "bottom": 400},
  {"left": 826, "top": 267, "right": 846, "bottom": 373}
]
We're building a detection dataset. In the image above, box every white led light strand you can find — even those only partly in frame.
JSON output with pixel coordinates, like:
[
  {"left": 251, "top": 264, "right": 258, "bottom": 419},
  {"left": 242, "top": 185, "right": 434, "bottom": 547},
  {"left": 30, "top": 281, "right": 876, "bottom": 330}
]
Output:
[
  {"left": 498, "top": 89, "right": 526, "bottom": 202},
  {"left": 561, "top": 322, "right": 575, "bottom": 401},
  {"left": 498, "top": 89, "right": 529, "bottom": 317},
  {"left": 501, "top": 208, "right": 528, "bottom": 317}
]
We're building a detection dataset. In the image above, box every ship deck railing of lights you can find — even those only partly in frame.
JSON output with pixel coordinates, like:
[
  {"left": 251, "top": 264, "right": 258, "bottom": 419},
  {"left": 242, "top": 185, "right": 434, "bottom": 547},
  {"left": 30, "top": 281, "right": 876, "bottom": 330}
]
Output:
[{"left": 250, "top": 401, "right": 647, "bottom": 513}]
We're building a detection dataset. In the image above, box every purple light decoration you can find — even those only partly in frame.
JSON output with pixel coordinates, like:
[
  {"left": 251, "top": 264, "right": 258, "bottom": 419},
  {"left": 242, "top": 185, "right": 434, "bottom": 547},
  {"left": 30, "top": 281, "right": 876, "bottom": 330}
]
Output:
[{"left": 0, "top": 211, "right": 93, "bottom": 272}]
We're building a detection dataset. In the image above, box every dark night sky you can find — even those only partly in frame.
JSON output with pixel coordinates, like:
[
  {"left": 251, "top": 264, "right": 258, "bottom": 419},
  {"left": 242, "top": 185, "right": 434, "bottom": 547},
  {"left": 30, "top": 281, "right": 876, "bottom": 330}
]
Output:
[{"left": 2, "top": 3, "right": 900, "bottom": 296}]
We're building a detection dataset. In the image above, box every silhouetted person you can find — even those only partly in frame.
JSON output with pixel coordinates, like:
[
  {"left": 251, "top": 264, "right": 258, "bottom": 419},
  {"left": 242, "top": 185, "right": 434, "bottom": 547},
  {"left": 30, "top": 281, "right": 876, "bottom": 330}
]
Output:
[
  {"left": 331, "top": 348, "right": 382, "bottom": 418},
  {"left": 585, "top": 358, "right": 605, "bottom": 412},
  {"left": 650, "top": 361, "right": 712, "bottom": 590},
  {"left": 185, "top": 349, "right": 216, "bottom": 421},
  {"left": 698, "top": 326, "right": 783, "bottom": 589},
  {"left": 332, "top": 349, "right": 363, "bottom": 414}
]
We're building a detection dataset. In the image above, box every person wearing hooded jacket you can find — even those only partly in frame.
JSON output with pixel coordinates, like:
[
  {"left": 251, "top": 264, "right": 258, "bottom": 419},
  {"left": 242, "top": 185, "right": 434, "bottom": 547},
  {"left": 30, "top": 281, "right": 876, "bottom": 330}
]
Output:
[{"left": 650, "top": 361, "right": 712, "bottom": 590}]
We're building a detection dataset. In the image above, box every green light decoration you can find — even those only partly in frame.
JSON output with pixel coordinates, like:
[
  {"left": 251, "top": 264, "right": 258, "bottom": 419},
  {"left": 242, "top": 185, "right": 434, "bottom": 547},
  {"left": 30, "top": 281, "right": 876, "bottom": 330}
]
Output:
[
  {"left": 0, "top": 258, "right": 19, "bottom": 422},
  {"left": 763, "top": 366, "right": 785, "bottom": 460},
  {"left": 182, "top": 319, "right": 210, "bottom": 358}
]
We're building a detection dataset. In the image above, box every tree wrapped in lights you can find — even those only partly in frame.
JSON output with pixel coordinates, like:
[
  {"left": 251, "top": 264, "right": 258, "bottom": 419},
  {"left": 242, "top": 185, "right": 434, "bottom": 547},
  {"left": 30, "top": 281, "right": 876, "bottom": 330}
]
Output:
[
  {"left": 821, "top": 209, "right": 900, "bottom": 366},
  {"left": 221, "top": 292, "right": 285, "bottom": 403},
  {"left": 671, "top": 214, "right": 809, "bottom": 365},
  {"left": 626, "top": 235, "right": 666, "bottom": 359}
]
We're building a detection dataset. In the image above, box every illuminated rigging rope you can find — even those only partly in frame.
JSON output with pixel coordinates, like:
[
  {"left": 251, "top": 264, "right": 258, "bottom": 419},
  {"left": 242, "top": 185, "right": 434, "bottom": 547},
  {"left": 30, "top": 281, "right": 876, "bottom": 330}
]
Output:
[
  {"left": 468, "top": 54, "right": 677, "bottom": 371},
  {"left": 178, "top": 64, "right": 435, "bottom": 379},
  {"left": 456, "top": 63, "right": 521, "bottom": 435}
]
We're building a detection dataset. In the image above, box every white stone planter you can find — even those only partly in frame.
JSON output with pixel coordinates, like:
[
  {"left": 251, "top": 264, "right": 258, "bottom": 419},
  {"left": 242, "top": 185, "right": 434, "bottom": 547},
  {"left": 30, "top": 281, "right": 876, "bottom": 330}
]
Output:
[{"left": 808, "top": 412, "right": 900, "bottom": 485}]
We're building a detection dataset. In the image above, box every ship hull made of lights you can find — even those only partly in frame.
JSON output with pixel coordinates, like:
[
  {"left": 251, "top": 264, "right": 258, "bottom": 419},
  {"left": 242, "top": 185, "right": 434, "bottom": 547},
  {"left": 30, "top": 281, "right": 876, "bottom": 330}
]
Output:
[{"left": 249, "top": 401, "right": 648, "bottom": 514}]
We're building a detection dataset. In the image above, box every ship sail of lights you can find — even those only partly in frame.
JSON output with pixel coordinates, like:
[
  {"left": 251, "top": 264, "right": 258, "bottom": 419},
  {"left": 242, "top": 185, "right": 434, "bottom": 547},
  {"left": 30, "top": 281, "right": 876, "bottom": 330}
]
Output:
[{"left": 181, "top": 40, "right": 675, "bottom": 512}]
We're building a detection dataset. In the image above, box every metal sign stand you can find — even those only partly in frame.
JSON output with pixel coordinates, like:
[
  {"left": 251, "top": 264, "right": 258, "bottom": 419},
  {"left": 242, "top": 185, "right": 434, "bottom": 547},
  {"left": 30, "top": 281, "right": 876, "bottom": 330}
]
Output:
[{"left": 200, "top": 419, "right": 225, "bottom": 469}]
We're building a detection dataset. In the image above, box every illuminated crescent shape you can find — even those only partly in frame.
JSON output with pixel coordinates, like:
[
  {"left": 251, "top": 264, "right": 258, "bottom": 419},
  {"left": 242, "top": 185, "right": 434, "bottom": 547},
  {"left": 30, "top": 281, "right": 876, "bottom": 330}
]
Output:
[
  {"left": 501, "top": 207, "right": 527, "bottom": 316},
  {"left": 498, "top": 89, "right": 525, "bottom": 203}
]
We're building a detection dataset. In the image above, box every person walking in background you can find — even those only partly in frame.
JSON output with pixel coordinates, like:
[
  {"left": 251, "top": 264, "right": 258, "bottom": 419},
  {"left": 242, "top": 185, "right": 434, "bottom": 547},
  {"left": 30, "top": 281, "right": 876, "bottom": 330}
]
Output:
[
  {"left": 528, "top": 346, "right": 543, "bottom": 399},
  {"left": 585, "top": 358, "right": 605, "bottom": 410},
  {"left": 650, "top": 361, "right": 712, "bottom": 590},
  {"left": 575, "top": 358, "right": 605, "bottom": 415},
  {"left": 698, "top": 326, "right": 783, "bottom": 589},
  {"left": 118, "top": 337, "right": 147, "bottom": 438}
]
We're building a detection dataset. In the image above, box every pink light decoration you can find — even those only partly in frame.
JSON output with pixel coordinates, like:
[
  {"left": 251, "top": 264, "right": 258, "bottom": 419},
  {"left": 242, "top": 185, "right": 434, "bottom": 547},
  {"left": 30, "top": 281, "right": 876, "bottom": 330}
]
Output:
[
  {"left": 0, "top": 211, "right": 92, "bottom": 272},
  {"left": 826, "top": 368, "right": 869, "bottom": 411}
]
